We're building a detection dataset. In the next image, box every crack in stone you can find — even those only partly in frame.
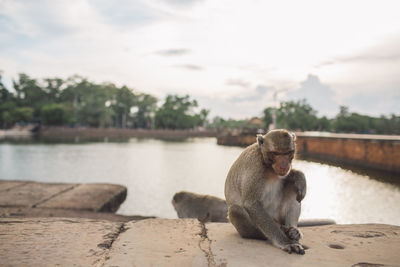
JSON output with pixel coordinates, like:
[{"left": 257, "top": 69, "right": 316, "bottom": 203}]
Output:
[
  {"left": 93, "top": 222, "right": 126, "bottom": 267},
  {"left": 98, "top": 223, "right": 127, "bottom": 249},
  {"left": 198, "top": 222, "right": 217, "bottom": 267},
  {"left": 0, "top": 182, "right": 29, "bottom": 193},
  {"left": 95, "top": 221, "right": 142, "bottom": 267},
  {"left": 31, "top": 184, "right": 79, "bottom": 208}
]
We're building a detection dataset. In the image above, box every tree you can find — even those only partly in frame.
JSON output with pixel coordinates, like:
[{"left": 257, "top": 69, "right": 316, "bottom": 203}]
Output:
[
  {"left": 43, "top": 77, "right": 64, "bottom": 103},
  {"left": 271, "top": 100, "right": 319, "bottom": 131},
  {"left": 12, "top": 107, "right": 34, "bottom": 123},
  {"left": 154, "top": 94, "right": 205, "bottom": 129},
  {"left": 13, "top": 73, "right": 47, "bottom": 118},
  {"left": 262, "top": 107, "right": 274, "bottom": 129},
  {"left": 76, "top": 83, "right": 113, "bottom": 127},
  {"left": 316, "top": 116, "right": 331, "bottom": 131},
  {"left": 0, "top": 73, "right": 16, "bottom": 127},
  {"left": 132, "top": 93, "right": 158, "bottom": 129},
  {"left": 208, "top": 116, "right": 247, "bottom": 129},
  {"left": 0, "top": 73, "right": 12, "bottom": 102},
  {"left": 110, "top": 85, "right": 136, "bottom": 128},
  {"left": 41, "top": 103, "right": 70, "bottom": 125}
]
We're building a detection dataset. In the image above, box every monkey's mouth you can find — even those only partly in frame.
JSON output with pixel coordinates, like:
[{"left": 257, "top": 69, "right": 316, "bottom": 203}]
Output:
[{"left": 276, "top": 168, "right": 290, "bottom": 176}]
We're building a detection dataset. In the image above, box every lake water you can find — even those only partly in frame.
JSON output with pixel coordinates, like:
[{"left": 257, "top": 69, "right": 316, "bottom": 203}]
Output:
[{"left": 1, "top": 138, "right": 399, "bottom": 225}]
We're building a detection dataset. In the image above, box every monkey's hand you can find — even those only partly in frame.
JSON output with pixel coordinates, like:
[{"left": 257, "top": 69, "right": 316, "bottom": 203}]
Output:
[
  {"left": 281, "top": 226, "right": 303, "bottom": 241},
  {"left": 282, "top": 242, "right": 305, "bottom": 255}
]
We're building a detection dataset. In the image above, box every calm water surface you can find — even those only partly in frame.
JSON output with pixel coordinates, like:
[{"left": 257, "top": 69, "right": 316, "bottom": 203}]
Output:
[{"left": 0, "top": 138, "right": 399, "bottom": 225}]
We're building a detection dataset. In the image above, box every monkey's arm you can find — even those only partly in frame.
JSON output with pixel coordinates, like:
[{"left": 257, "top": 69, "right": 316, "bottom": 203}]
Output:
[
  {"left": 243, "top": 199, "right": 304, "bottom": 254},
  {"left": 288, "top": 169, "right": 306, "bottom": 202}
]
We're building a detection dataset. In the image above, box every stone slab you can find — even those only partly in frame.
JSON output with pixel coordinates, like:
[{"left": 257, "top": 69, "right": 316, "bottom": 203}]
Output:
[
  {"left": 0, "top": 217, "right": 123, "bottom": 267},
  {"left": 0, "top": 182, "right": 76, "bottom": 207},
  {"left": 1, "top": 218, "right": 399, "bottom": 267},
  {"left": 103, "top": 219, "right": 208, "bottom": 267},
  {"left": 207, "top": 223, "right": 400, "bottom": 267},
  {"left": 37, "top": 183, "right": 127, "bottom": 212},
  {"left": 0, "top": 180, "right": 27, "bottom": 192},
  {"left": 0, "top": 207, "right": 155, "bottom": 222}
]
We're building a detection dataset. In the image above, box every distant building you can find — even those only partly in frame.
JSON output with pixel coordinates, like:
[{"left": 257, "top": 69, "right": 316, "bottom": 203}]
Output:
[
  {"left": 246, "top": 117, "right": 265, "bottom": 134},
  {"left": 246, "top": 117, "right": 264, "bottom": 128}
]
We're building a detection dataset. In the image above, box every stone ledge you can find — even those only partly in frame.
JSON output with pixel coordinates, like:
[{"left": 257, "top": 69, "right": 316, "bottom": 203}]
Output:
[
  {"left": 0, "top": 217, "right": 123, "bottom": 267},
  {"left": 0, "top": 218, "right": 399, "bottom": 267},
  {"left": 0, "top": 207, "right": 154, "bottom": 222},
  {"left": 0, "top": 180, "right": 127, "bottom": 213}
]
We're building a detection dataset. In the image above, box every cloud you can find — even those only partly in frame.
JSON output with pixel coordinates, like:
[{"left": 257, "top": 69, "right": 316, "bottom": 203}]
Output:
[
  {"left": 163, "top": 0, "right": 204, "bottom": 7},
  {"left": 317, "top": 53, "right": 400, "bottom": 68},
  {"left": 196, "top": 94, "right": 266, "bottom": 119},
  {"left": 226, "top": 79, "right": 251, "bottom": 89},
  {"left": 173, "top": 64, "right": 203, "bottom": 71},
  {"left": 338, "top": 82, "right": 400, "bottom": 117},
  {"left": 155, "top": 48, "right": 191, "bottom": 56},
  {"left": 0, "top": 1, "right": 76, "bottom": 38},
  {"left": 288, "top": 74, "right": 338, "bottom": 117},
  {"left": 316, "top": 37, "right": 400, "bottom": 68},
  {"left": 194, "top": 84, "right": 275, "bottom": 119},
  {"left": 88, "top": 0, "right": 167, "bottom": 28},
  {"left": 230, "top": 85, "right": 273, "bottom": 103}
]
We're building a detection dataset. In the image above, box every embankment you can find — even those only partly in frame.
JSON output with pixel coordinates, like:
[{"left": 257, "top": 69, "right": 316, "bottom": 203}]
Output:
[
  {"left": 217, "top": 132, "right": 400, "bottom": 174},
  {"left": 37, "top": 127, "right": 217, "bottom": 142}
]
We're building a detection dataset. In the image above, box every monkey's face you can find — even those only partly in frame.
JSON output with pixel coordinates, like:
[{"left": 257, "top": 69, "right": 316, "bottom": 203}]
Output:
[{"left": 268, "top": 150, "right": 294, "bottom": 176}]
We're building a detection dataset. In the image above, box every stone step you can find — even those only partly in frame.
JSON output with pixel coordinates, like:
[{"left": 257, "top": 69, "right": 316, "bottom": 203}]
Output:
[
  {"left": 0, "top": 207, "right": 154, "bottom": 222},
  {"left": 0, "top": 180, "right": 127, "bottom": 213},
  {"left": 0, "top": 218, "right": 399, "bottom": 267}
]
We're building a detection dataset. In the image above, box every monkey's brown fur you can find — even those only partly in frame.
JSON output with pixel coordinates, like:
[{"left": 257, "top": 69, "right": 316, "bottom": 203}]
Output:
[
  {"left": 172, "top": 191, "right": 228, "bottom": 223},
  {"left": 225, "top": 129, "right": 306, "bottom": 254}
]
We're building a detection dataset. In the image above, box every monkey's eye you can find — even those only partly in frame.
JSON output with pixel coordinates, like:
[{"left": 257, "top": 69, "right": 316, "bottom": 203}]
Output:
[
  {"left": 271, "top": 151, "right": 294, "bottom": 156},
  {"left": 286, "top": 151, "right": 294, "bottom": 156}
]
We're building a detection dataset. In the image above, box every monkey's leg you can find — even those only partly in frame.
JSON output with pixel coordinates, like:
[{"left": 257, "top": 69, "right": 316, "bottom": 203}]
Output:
[
  {"left": 280, "top": 195, "right": 302, "bottom": 241},
  {"left": 228, "top": 205, "right": 266, "bottom": 240}
]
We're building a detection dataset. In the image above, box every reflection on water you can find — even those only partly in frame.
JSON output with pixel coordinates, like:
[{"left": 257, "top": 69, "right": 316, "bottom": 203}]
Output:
[{"left": 0, "top": 138, "right": 399, "bottom": 225}]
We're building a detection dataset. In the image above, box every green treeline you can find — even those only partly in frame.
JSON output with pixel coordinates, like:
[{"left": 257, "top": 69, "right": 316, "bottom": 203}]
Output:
[
  {"left": 0, "top": 73, "right": 208, "bottom": 129},
  {"left": 0, "top": 73, "right": 399, "bottom": 134},
  {"left": 263, "top": 100, "right": 400, "bottom": 135}
]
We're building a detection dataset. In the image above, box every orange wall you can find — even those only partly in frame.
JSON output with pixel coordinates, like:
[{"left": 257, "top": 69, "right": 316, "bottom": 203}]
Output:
[
  {"left": 296, "top": 137, "right": 400, "bottom": 173},
  {"left": 217, "top": 133, "right": 400, "bottom": 174}
]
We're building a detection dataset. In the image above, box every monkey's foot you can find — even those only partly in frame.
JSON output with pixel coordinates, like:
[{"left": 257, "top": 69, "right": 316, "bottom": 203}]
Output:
[
  {"left": 282, "top": 243, "right": 305, "bottom": 255},
  {"left": 282, "top": 226, "right": 302, "bottom": 241}
]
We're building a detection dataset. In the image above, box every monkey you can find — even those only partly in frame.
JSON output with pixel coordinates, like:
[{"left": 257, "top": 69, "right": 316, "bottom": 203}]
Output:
[
  {"left": 172, "top": 191, "right": 228, "bottom": 223},
  {"left": 224, "top": 129, "right": 306, "bottom": 255}
]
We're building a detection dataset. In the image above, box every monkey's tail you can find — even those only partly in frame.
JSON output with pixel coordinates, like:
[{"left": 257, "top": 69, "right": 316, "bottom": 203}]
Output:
[{"left": 298, "top": 219, "right": 336, "bottom": 227}]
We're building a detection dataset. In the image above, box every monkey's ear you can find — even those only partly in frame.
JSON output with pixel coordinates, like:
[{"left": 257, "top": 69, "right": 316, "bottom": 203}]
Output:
[
  {"left": 290, "top": 132, "right": 297, "bottom": 141},
  {"left": 257, "top": 134, "right": 264, "bottom": 149}
]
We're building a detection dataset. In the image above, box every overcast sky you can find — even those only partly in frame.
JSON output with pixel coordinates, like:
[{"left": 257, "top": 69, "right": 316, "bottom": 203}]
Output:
[{"left": 1, "top": 0, "right": 399, "bottom": 119}]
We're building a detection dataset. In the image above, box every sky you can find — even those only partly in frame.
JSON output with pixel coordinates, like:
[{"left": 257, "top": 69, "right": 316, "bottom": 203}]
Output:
[{"left": 0, "top": 0, "right": 399, "bottom": 119}]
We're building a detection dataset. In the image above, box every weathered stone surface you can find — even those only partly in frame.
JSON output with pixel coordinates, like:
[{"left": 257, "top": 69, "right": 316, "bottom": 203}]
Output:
[
  {"left": 0, "top": 181, "right": 27, "bottom": 192},
  {"left": 1, "top": 218, "right": 399, "bottom": 267},
  {"left": 0, "top": 182, "right": 76, "bottom": 207},
  {"left": 0, "top": 207, "right": 155, "bottom": 222},
  {"left": 207, "top": 223, "right": 400, "bottom": 267},
  {"left": 0, "top": 217, "right": 123, "bottom": 267},
  {"left": 103, "top": 219, "right": 208, "bottom": 267},
  {"left": 36, "top": 183, "right": 127, "bottom": 212}
]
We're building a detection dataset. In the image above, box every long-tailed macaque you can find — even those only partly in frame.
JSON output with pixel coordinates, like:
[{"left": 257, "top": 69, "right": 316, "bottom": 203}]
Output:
[
  {"left": 225, "top": 129, "right": 306, "bottom": 254},
  {"left": 172, "top": 191, "right": 228, "bottom": 223}
]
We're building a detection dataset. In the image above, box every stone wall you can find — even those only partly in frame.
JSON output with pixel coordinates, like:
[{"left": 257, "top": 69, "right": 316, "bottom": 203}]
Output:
[
  {"left": 217, "top": 132, "right": 400, "bottom": 174},
  {"left": 296, "top": 133, "right": 400, "bottom": 174}
]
